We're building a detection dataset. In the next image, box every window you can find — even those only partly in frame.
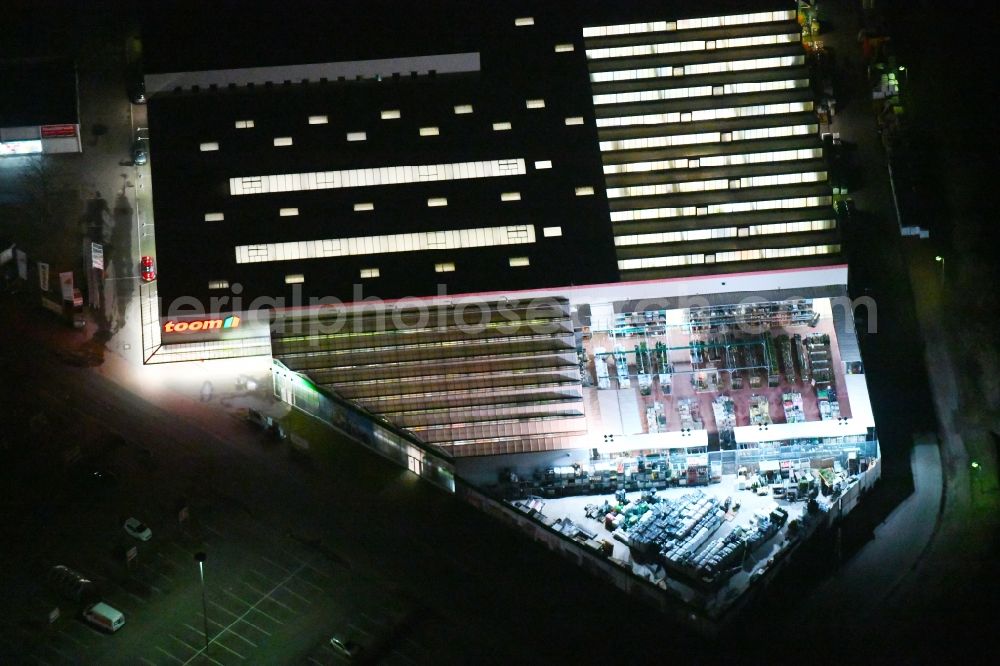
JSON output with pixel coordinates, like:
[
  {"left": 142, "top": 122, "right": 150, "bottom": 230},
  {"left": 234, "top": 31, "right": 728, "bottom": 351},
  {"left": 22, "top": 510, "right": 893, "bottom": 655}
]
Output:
[
  {"left": 501, "top": 191, "right": 521, "bottom": 202},
  {"left": 279, "top": 207, "right": 299, "bottom": 216},
  {"left": 554, "top": 43, "right": 574, "bottom": 53},
  {"left": 509, "top": 256, "right": 530, "bottom": 267},
  {"left": 454, "top": 104, "right": 473, "bottom": 114},
  {"left": 346, "top": 131, "right": 367, "bottom": 142},
  {"left": 308, "top": 115, "right": 329, "bottom": 125},
  {"left": 234, "top": 120, "right": 254, "bottom": 129},
  {"left": 419, "top": 126, "right": 440, "bottom": 136},
  {"left": 525, "top": 99, "right": 545, "bottom": 109},
  {"left": 285, "top": 274, "right": 305, "bottom": 284},
  {"left": 427, "top": 197, "right": 448, "bottom": 207},
  {"left": 575, "top": 186, "right": 594, "bottom": 196},
  {"left": 204, "top": 212, "right": 225, "bottom": 222},
  {"left": 360, "top": 268, "right": 380, "bottom": 278},
  {"left": 492, "top": 122, "right": 512, "bottom": 131},
  {"left": 534, "top": 160, "right": 552, "bottom": 169},
  {"left": 515, "top": 17, "right": 534, "bottom": 26},
  {"left": 273, "top": 137, "right": 293, "bottom": 147},
  {"left": 543, "top": 226, "right": 562, "bottom": 237},
  {"left": 381, "top": 109, "right": 401, "bottom": 119},
  {"left": 354, "top": 202, "right": 374, "bottom": 211},
  {"left": 208, "top": 280, "right": 229, "bottom": 290},
  {"left": 564, "top": 116, "right": 584, "bottom": 125},
  {"left": 199, "top": 142, "right": 219, "bottom": 151},
  {"left": 435, "top": 262, "right": 456, "bottom": 273}
]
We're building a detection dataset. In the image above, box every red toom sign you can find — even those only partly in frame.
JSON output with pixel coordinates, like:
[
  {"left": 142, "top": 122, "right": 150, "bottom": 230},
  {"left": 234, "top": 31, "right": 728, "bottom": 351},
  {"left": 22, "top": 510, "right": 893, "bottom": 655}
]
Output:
[{"left": 163, "top": 315, "right": 241, "bottom": 333}]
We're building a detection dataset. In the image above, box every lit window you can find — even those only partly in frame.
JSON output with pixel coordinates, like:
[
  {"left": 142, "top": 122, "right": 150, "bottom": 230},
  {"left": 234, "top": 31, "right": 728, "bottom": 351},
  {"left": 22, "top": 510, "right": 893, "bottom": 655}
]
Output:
[
  {"left": 419, "top": 126, "right": 440, "bottom": 136},
  {"left": 279, "top": 207, "right": 299, "bottom": 216},
  {"left": 208, "top": 280, "right": 229, "bottom": 290},
  {"left": 515, "top": 17, "right": 534, "bottom": 26},
  {"left": 575, "top": 186, "right": 594, "bottom": 196},
  {"left": 285, "top": 274, "right": 305, "bottom": 284},
  {"left": 564, "top": 116, "right": 584, "bottom": 125},
  {"left": 346, "top": 131, "right": 367, "bottom": 142},
  {"left": 554, "top": 43, "right": 574, "bottom": 53},
  {"left": 492, "top": 122, "right": 512, "bottom": 131},
  {"left": 360, "top": 268, "right": 380, "bottom": 278},
  {"left": 354, "top": 202, "right": 374, "bottom": 211},
  {"left": 381, "top": 109, "right": 401, "bottom": 119},
  {"left": 204, "top": 212, "right": 224, "bottom": 222},
  {"left": 534, "top": 160, "right": 552, "bottom": 169},
  {"left": 509, "top": 256, "right": 530, "bottom": 267},
  {"left": 526, "top": 99, "right": 545, "bottom": 109},
  {"left": 273, "top": 137, "right": 293, "bottom": 147},
  {"left": 435, "top": 262, "right": 456, "bottom": 273},
  {"left": 454, "top": 104, "right": 473, "bottom": 114},
  {"left": 500, "top": 191, "right": 521, "bottom": 202},
  {"left": 308, "top": 115, "right": 328, "bottom": 125},
  {"left": 427, "top": 197, "right": 448, "bottom": 207},
  {"left": 199, "top": 142, "right": 219, "bottom": 152},
  {"left": 234, "top": 120, "right": 254, "bottom": 129},
  {"left": 543, "top": 226, "right": 562, "bottom": 237}
]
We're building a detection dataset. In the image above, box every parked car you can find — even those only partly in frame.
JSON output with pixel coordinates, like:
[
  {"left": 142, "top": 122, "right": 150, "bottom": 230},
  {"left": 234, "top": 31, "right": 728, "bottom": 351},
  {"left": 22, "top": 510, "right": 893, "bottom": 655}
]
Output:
[
  {"left": 123, "top": 517, "right": 152, "bottom": 541},
  {"left": 329, "top": 634, "right": 362, "bottom": 660},
  {"left": 47, "top": 565, "right": 97, "bottom": 602},
  {"left": 132, "top": 127, "right": 149, "bottom": 165},
  {"left": 83, "top": 602, "right": 125, "bottom": 632},
  {"left": 140, "top": 255, "right": 156, "bottom": 282}
]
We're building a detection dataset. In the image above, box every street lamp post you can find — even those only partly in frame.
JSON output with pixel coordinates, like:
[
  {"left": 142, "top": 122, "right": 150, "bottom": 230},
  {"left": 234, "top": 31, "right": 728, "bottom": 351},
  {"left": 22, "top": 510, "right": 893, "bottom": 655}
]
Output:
[
  {"left": 935, "top": 255, "right": 945, "bottom": 286},
  {"left": 194, "top": 552, "right": 209, "bottom": 653}
]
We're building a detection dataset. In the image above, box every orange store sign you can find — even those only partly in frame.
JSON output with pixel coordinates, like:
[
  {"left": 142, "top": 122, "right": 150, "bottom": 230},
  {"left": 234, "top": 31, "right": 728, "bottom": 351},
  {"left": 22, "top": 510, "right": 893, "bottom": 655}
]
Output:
[{"left": 163, "top": 315, "right": 241, "bottom": 333}]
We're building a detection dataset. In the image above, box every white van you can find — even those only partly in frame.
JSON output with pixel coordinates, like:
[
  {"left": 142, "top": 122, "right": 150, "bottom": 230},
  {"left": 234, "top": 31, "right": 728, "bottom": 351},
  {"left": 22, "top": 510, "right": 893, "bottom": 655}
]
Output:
[{"left": 83, "top": 602, "right": 125, "bottom": 632}]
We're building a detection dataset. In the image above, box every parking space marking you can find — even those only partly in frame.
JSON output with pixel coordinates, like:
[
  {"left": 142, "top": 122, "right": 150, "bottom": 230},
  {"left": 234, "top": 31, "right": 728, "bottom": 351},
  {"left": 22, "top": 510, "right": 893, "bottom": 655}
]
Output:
[
  {"left": 140, "top": 657, "right": 158, "bottom": 665},
  {"left": 43, "top": 643, "right": 74, "bottom": 661},
  {"left": 307, "top": 658, "right": 324, "bottom": 665},
  {"left": 140, "top": 562, "right": 175, "bottom": 582},
  {"left": 278, "top": 582, "right": 313, "bottom": 605},
  {"left": 154, "top": 645, "right": 184, "bottom": 664},
  {"left": 293, "top": 576, "right": 324, "bottom": 593},
  {"left": 169, "top": 633, "right": 200, "bottom": 653},
  {"left": 56, "top": 629, "right": 86, "bottom": 647},
  {"left": 241, "top": 581, "right": 296, "bottom": 612},
  {"left": 221, "top": 589, "right": 284, "bottom": 625},
  {"left": 260, "top": 556, "right": 291, "bottom": 574},
  {"left": 197, "top": 620, "right": 259, "bottom": 649},
  {"left": 204, "top": 524, "right": 225, "bottom": 539},
  {"left": 32, "top": 656, "right": 54, "bottom": 666},
  {"left": 207, "top": 599, "right": 272, "bottom": 636},
  {"left": 210, "top": 638, "right": 246, "bottom": 661}
]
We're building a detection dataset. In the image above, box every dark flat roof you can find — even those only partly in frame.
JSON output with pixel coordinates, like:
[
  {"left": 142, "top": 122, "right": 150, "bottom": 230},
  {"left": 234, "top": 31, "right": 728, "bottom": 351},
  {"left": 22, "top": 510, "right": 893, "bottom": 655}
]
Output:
[{"left": 0, "top": 58, "right": 78, "bottom": 127}]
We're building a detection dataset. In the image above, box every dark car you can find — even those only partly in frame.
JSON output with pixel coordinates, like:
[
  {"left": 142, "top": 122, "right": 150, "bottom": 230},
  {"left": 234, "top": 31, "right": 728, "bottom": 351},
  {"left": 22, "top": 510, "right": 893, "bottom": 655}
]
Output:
[
  {"left": 133, "top": 127, "right": 149, "bottom": 165},
  {"left": 70, "top": 465, "right": 119, "bottom": 491}
]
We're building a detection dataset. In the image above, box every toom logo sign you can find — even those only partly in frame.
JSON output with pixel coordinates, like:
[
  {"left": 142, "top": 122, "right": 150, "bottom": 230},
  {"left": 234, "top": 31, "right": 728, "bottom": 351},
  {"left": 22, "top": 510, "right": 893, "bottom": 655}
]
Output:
[{"left": 163, "top": 315, "right": 241, "bottom": 333}]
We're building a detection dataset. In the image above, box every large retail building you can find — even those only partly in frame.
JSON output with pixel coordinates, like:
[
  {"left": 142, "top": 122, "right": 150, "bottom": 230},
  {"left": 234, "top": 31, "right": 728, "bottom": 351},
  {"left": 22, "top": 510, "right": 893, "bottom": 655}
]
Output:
[{"left": 138, "top": 1, "right": 878, "bottom": 629}]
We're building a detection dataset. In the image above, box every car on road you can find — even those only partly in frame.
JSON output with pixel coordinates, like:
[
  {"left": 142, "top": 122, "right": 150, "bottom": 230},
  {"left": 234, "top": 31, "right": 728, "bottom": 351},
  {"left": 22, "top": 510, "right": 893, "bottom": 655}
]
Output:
[
  {"left": 140, "top": 255, "right": 156, "bottom": 282},
  {"left": 123, "top": 517, "right": 152, "bottom": 541},
  {"left": 329, "top": 634, "right": 362, "bottom": 659}
]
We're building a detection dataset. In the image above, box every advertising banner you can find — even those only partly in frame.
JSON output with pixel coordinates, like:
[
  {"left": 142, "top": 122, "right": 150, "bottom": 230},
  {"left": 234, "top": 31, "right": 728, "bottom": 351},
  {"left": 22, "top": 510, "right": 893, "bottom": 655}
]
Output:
[
  {"left": 38, "top": 262, "right": 49, "bottom": 291},
  {"left": 91, "top": 243, "right": 104, "bottom": 270},
  {"left": 40, "top": 124, "right": 77, "bottom": 138},
  {"left": 16, "top": 250, "right": 27, "bottom": 280},
  {"left": 59, "top": 271, "right": 74, "bottom": 301}
]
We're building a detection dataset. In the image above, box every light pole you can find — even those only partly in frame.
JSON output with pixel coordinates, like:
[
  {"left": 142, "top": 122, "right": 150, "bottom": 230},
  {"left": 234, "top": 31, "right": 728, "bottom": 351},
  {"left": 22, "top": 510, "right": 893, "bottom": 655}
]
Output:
[
  {"left": 194, "top": 552, "right": 209, "bottom": 652},
  {"left": 935, "top": 255, "right": 945, "bottom": 286}
]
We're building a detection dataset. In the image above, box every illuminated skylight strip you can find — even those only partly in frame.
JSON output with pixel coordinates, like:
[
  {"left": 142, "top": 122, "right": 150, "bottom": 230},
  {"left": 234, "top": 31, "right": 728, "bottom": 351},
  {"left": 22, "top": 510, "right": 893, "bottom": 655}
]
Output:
[
  {"left": 235, "top": 225, "right": 536, "bottom": 264},
  {"left": 592, "top": 85, "right": 713, "bottom": 105},
  {"left": 613, "top": 220, "right": 835, "bottom": 245},
  {"left": 683, "top": 54, "right": 804, "bottom": 76},
  {"left": 586, "top": 32, "right": 797, "bottom": 60},
  {"left": 609, "top": 195, "right": 833, "bottom": 222},
  {"left": 596, "top": 101, "right": 813, "bottom": 127},
  {"left": 230, "top": 158, "right": 527, "bottom": 196},
  {"left": 598, "top": 123, "right": 816, "bottom": 152},
  {"left": 581, "top": 11, "right": 793, "bottom": 37},
  {"left": 617, "top": 243, "right": 839, "bottom": 271},
  {"left": 603, "top": 148, "right": 823, "bottom": 174},
  {"left": 605, "top": 171, "right": 826, "bottom": 198}
]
